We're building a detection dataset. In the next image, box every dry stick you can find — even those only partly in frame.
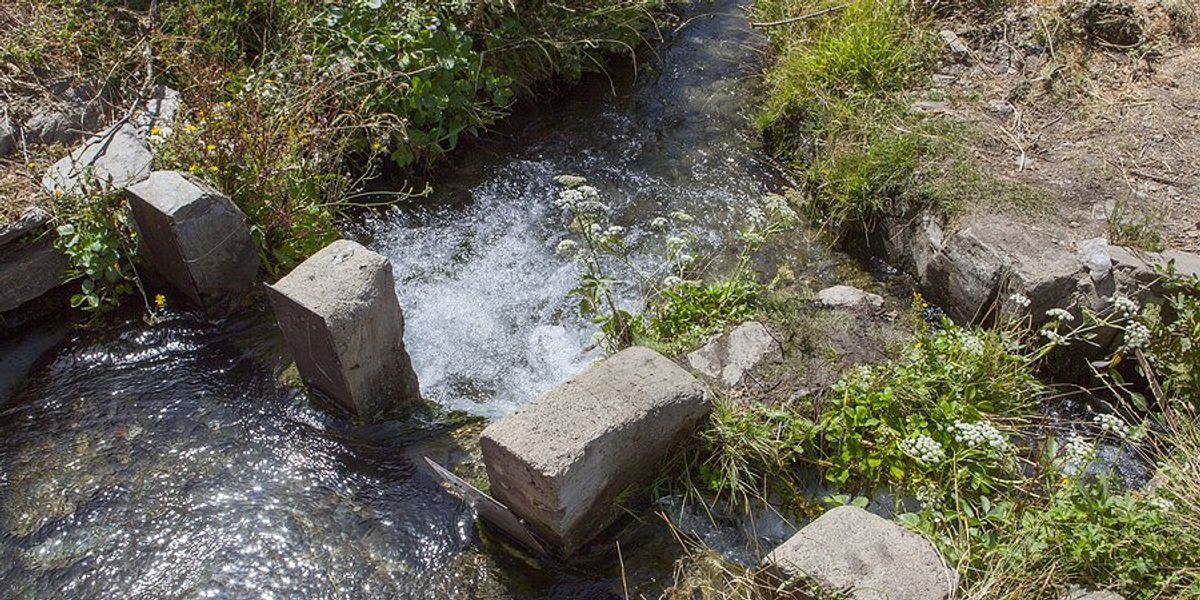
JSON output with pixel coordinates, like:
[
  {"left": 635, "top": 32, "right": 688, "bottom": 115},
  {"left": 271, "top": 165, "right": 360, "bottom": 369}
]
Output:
[
  {"left": 749, "top": 3, "right": 847, "bottom": 29},
  {"left": 1135, "top": 348, "right": 1177, "bottom": 432}
]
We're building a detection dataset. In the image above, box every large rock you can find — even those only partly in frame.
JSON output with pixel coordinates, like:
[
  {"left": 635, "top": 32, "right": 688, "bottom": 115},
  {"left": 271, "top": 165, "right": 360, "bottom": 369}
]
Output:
[
  {"left": 267, "top": 240, "right": 421, "bottom": 420},
  {"left": 480, "top": 346, "right": 709, "bottom": 556},
  {"left": 125, "top": 171, "right": 259, "bottom": 313},
  {"left": 688, "top": 321, "right": 781, "bottom": 387},
  {"left": 0, "top": 207, "right": 51, "bottom": 248},
  {"left": 0, "top": 238, "right": 68, "bottom": 314},
  {"left": 763, "top": 506, "right": 956, "bottom": 600},
  {"left": 42, "top": 123, "right": 152, "bottom": 195}
]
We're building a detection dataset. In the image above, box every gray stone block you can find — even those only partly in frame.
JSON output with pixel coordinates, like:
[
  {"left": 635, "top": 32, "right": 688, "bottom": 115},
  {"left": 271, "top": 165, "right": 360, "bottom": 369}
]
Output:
[
  {"left": 42, "top": 123, "right": 152, "bottom": 194},
  {"left": 0, "top": 238, "right": 68, "bottom": 314},
  {"left": 763, "top": 506, "right": 956, "bottom": 600},
  {"left": 267, "top": 240, "right": 420, "bottom": 420},
  {"left": 125, "top": 171, "right": 258, "bottom": 313},
  {"left": 688, "top": 321, "right": 781, "bottom": 388},
  {"left": 480, "top": 346, "right": 709, "bottom": 555}
]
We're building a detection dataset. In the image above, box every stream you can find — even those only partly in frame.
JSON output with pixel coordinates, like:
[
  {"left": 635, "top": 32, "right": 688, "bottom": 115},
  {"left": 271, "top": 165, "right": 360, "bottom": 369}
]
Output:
[{"left": 0, "top": 2, "right": 843, "bottom": 598}]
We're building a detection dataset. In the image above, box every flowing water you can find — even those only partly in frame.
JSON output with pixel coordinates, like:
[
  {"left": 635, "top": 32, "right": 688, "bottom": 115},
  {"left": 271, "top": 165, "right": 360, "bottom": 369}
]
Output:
[{"left": 0, "top": 2, "right": 841, "bottom": 597}]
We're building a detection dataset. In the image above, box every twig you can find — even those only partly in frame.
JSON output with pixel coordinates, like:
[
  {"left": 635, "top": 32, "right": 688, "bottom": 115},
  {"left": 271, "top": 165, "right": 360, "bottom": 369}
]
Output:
[
  {"left": 1134, "top": 348, "right": 1176, "bottom": 432},
  {"left": 750, "top": 4, "right": 847, "bottom": 29}
]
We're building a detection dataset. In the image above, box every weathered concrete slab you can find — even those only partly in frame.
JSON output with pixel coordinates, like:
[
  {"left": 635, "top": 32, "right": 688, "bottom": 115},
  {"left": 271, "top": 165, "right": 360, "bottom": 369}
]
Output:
[
  {"left": 480, "top": 346, "right": 709, "bottom": 556},
  {"left": 42, "top": 123, "right": 152, "bottom": 194},
  {"left": 688, "top": 321, "right": 781, "bottom": 388},
  {"left": 126, "top": 171, "right": 259, "bottom": 314},
  {"left": 267, "top": 239, "right": 421, "bottom": 420},
  {"left": 817, "top": 285, "right": 884, "bottom": 310},
  {"left": 0, "top": 238, "right": 68, "bottom": 314},
  {"left": 763, "top": 506, "right": 956, "bottom": 600}
]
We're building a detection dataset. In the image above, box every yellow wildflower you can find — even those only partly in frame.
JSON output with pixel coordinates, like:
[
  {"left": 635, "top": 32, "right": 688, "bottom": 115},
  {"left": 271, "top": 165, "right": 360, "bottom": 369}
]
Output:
[{"left": 154, "top": 294, "right": 167, "bottom": 309}]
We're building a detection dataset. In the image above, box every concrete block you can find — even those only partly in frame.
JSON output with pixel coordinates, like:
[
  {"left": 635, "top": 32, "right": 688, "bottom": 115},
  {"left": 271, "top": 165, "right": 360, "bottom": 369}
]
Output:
[
  {"left": 480, "top": 346, "right": 709, "bottom": 555},
  {"left": 763, "top": 506, "right": 956, "bottom": 600},
  {"left": 125, "top": 171, "right": 259, "bottom": 313},
  {"left": 267, "top": 239, "right": 420, "bottom": 420}
]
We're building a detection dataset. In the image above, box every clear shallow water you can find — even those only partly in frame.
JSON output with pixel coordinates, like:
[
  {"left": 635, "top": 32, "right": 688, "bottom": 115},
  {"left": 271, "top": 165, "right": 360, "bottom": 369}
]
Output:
[{"left": 1, "top": 2, "right": 832, "bottom": 597}]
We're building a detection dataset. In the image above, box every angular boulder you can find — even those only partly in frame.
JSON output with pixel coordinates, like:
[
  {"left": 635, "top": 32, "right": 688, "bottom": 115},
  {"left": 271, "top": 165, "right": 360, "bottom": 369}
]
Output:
[
  {"left": 763, "top": 506, "right": 956, "bottom": 600},
  {"left": 42, "top": 123, "right": 152, "bottom": 194},
  {"left": 480, "top": 346, "right": 709, "bottom": 556},
  {"left": 267, "top": 240, "right": 421, "bottom": 420},
  {"left": 125, "top": 171, "right": 259, "bottom": 313},
  {"left": 688, "top": 321, "right": 781, "bottom": 387},
  {"left": 0, "top": 238, "right": 68, "bottom": 314}
]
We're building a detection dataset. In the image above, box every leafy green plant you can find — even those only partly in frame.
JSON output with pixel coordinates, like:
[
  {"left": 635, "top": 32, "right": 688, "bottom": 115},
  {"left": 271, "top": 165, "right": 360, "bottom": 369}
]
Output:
[
  {"left": 50, "top": 191, "right": 143, "bottom": 313},
  {"left": 1140, "top": 267, "right": 1200, "bottom": 409}
]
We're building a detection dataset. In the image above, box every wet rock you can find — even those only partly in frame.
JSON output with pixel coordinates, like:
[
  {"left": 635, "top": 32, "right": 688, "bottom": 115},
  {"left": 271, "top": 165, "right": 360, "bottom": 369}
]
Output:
[
  {"left": 688, "top": 321, "right": 781, "bottom": 388},
  {"left": 762, "top": 506, "right": 956, "bottom": 600},
  {"left": 817, "top": 285, "right": 884, "bottom": 310},
  {"left": 0, "top": 237, "right": 68, "bottom": 314},
  {"left": 125, "top": 171, "right": 259, "bottom": 314},
  {"left": 42, "top": 123, "right": 152, "bottom": 195},
  {"left": 480, "top": 346, "right": 709, "bottom": 556},
  {"left": 0, "top": 207, "right": 51, "bottom": 248},
  {"left": 267, "top": 239, "right": 421, "bottom": 420}
]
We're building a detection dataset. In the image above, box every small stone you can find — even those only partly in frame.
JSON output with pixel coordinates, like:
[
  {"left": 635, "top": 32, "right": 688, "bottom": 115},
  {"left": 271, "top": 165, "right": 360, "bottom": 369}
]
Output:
[
  {"left": 554, "top": 175, "right": 587, "bottom": 188},
  {"left": 42, "top": 123, "right": 152, "bottom": 194},
  {"left": 1062, "top": 587, "right": 1126, "bottom": 600},
  {"left": 939, "top": 30, "right": 971, "bottom": 55},
  {"left": 986, "top": 99, "right": 1015, "bottom": 114},
  {"left": 267, "top": 240, "right": 421, "bottom": 421},
  {"left": 688, "top": 321, "right": 781, "bottom": 388},
  {"left": 0, "top": 114, "right": 14, "bottom": 157},
  {"left": 816, "top": 285, "right": 884, "bottom": 310},
  {"left": 1076, "top": 238, "right": 1113, "bottom": 280},
  {"left": 763, "top": 506, "right": 957, "bottom": 600},
  {"left": 0, "top": 207, "right": 51, "bottom": 248},
  {"left": 914, "top": 100, "right": 950, "bottom": 114},
  {"left": 481, "top": 346, "right": 709, "bottom": 556},
  {"left": 125, "top": 171, "right": 259, "bottom": 314}
]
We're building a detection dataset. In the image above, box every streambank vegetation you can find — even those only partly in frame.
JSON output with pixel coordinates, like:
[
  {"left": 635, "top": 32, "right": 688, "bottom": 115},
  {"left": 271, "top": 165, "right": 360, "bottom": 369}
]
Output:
[{"left": 1, "top": 0, "right": 674, "bottom": 310}]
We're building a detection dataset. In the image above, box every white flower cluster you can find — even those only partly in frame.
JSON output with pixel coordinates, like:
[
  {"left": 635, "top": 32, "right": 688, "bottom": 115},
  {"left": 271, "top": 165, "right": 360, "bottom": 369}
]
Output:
[
  {"left": 556, "top": 185, "right": 607, "bottom": 214},
  {"left": 955, "top": 330, "right": 985, "bottom": 356},
  {"left": 1009, "top": 293, "right": 1031, "bottom": 308},
  {"left": 1062, "top": 434, "right": 1094, "bottom": 469},
  {"left": 665, "top": 236, "right": 688, "bottom": 251},
  {"left": 764, "top": 193, "right": 798, "bottom": 222},
  {"left": 900, "top": 435, "right": 945, "bottom": 464},
  {"left": 1113, "top": 295, "right": 1139, "bottom": 319},
  {"left": 1121, "top": 321, "right": 1151, "bottom": 351},
  {"left": 556, "top": 239, "right": 578, "bottom": 257},
  {"left": 663, "top": 275, "right": 683, "bottom": 287},
  {"left": 950, "top": 420, "right": 1008, "bottom": 451},
  {"left": 1045, "top": 308, "right": 1074, "bottom": 322},
  {"left": 649, "top": 216, "right": 669, "bottom": 231},
  {"left": 1147, "top": 496, "right": 1175, "bottom": 514},
  {"left": 1093, "top": 413, "right": 1130, "bottom": 438}
]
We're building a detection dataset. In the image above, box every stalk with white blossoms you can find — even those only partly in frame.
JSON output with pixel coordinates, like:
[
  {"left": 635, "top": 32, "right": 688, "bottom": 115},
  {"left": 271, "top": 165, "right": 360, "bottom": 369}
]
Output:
[
  {"left": 1093, "top": 413, "right": 1130, "bottom": 439},
  {"left": 901, "top": 435, "right": 945, "bottom": 465},
  {"left": 1062, "top": 434, "right": 1094, "bottom": 470}
]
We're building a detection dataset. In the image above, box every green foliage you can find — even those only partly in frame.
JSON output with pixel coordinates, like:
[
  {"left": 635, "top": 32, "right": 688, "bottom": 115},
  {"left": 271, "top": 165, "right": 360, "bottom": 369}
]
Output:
[
  {"left": 50, "top": 191, "right": 141, "bottom": 312},
  {"left": 1141, "top": 268, "right": 1200, "bottom": 408},
  {"left": 639, "top": 276, "right": 763, "bottom": 355}
]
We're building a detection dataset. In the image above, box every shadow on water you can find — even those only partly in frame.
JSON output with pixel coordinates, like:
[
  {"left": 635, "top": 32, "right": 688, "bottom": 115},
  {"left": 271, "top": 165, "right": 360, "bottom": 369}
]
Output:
[{"left": 1, "top": 1, "right": 831, "bottom": 597}]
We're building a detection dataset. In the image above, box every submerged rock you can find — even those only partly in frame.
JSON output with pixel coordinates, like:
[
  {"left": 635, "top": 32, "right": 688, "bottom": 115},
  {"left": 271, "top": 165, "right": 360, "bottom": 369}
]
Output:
[
  {"left": 688, "top": 321, "right": 782, "bottom": 388},
  {"left": 762, "top": 505, "right": 956, "bottom": 600},
  {"left": 480, "top": 346, "right": 709, "bottom": 556}
]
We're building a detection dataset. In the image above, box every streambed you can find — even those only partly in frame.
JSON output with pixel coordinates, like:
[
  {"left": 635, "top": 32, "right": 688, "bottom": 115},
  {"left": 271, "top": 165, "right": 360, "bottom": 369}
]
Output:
[{"left": 0, "top": 2, "right": 843, "bottom": 597}]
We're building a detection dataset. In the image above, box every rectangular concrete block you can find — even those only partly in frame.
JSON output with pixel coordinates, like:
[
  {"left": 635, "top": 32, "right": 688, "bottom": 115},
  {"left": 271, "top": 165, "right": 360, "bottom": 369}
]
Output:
[
  {"left": 267, "top": 239, "right": 420, "bottom": 420},
  {"left": 763, "top": 506, "right": 957, "bottom": 600},
  {"left": 480, "top": 346, "right": 709, "bottom": 555},
  {"left": 125, "top": 171, "right": 259, "bottom": 314}
]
